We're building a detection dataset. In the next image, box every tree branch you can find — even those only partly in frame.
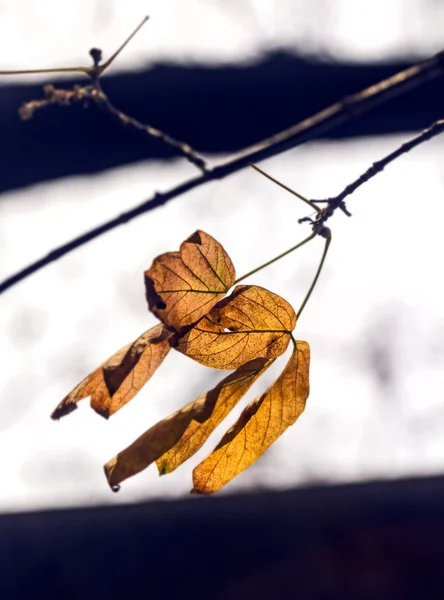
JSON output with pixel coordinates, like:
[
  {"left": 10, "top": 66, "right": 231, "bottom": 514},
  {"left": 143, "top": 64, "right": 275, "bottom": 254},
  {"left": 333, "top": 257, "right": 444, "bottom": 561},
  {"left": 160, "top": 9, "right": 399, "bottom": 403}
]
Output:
[
  {"left": 1, "top": 50, "right": 444, "bottom": 295},
  {"left": 311, "top": 118, "right": 444, "bottom": 221},
  {"left": 19, "top": 82, "right": 207, "bottom": 171}
]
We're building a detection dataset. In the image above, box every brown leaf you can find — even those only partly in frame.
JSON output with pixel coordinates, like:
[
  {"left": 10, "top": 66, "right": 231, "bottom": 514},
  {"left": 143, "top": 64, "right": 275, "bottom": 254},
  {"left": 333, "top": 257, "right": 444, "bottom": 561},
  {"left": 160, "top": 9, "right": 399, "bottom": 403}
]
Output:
[
  {"left": 192, "top": 341, "right": 310, "bottom": 494},
  {"left": 145, "top": 230, "right": 235, "bottom": 330},
  {"left": 104, "top": 357, "right": 272, "bottom": 488},
  {"left": 51, "top": 324, "right": 172, "bottom": 420},
  {"left": 173, "top": 285, "right": 296, "bottom": 369}
]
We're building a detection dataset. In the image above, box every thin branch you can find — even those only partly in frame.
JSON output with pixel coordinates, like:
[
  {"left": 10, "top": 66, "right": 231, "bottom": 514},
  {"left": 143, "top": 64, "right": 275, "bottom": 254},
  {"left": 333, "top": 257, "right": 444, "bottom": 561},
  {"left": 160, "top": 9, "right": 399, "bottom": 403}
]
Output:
[
  {"left": 0, "top": 65, "right": 90, "bottom": 76},
  {"left": 100, "top": 16, "right": 150, "bottom": 73},
  {"left": 18, "top": 82, "right": 207, "bottom": 171},
  {"left": 2, "top": 16, "right": 205, "bottom": 168},
  {"left": 314, "top": 118, "right": 444, "bottom": 219},
  {"left": 16, "top": 16, "right": 205, "bottom": 172},
  {"left": 94, "top": 87, "right": 207, "bottom": 171},
  {"left": 5, "top": 17, "right": 205, "bottom": 168},
  {"left": 1, "top": 50, "right": 444, "bottom": 295},
  {"left": 0, "top": 17, "right": 150, "bottom": 78}
]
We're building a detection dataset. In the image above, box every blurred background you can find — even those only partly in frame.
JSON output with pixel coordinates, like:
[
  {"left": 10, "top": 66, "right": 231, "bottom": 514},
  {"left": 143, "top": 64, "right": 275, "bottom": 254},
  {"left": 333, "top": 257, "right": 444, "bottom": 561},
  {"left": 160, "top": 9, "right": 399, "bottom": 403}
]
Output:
[{"left": 1, "top": 1, "right": 444, "bottom": 596}]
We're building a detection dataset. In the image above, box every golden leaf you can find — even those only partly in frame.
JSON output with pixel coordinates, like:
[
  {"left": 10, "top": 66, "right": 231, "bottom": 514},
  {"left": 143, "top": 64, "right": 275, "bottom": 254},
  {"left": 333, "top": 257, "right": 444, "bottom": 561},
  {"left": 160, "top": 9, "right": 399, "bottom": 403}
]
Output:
[
  {"left": 173, "top": 285, "right": 296, "bottom": 369},
  {"left": 104, "top": 357, "right": 272, "bottom": 488},
  {"left": 52, "top": 227, "right": 313, "bottom": 495},
  {"left": 145, "top": 230, "right": 235, "bottom": 330},
  {"left": 51, "top": 324, "right": 172, "bottom": 420},
  {"left": 192, "top": 341, "right": 310, "bottom": 494}
]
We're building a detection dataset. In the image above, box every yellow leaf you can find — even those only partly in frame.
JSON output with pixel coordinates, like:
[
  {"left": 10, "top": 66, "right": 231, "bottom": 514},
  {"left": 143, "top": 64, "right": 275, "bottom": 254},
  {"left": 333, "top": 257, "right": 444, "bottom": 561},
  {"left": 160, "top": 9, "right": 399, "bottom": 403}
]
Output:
[
  {"left": 51, "top": 324, "right": 172, "bottom": 420},
  {"left": 104, "top": 357, "right": 272, "bottom": 488},
  {"left": 192, "top": 341, "right": 310, "bottom": 494},
  {"left": 173, "top": 285, "right": 296, "bottom": 369},
  {"left": 144, "top": 230, "right": 235, "bottom": 330}
]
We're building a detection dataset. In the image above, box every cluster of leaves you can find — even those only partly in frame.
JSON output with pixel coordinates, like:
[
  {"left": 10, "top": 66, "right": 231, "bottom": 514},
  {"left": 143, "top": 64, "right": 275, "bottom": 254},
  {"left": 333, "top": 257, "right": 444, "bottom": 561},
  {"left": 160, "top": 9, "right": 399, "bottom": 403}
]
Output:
[{"left": 52, "top": 231, "right": 310, "bottom": 494}]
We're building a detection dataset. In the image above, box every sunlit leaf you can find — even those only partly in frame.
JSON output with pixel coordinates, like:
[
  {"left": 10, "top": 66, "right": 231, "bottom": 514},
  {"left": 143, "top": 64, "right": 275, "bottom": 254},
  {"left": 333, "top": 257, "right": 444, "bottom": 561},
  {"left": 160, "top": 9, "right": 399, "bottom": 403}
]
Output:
[
  {"left": 145, "top": 230, "right": 235, "bottom": 330},
  {"left": 52, "top": 226, "right": 314, "bottom": 495},
  {"left": 51, "top": 324, "right": 172, "bottom": 420},
  {"left": 104, "top": 357, "right": 272, "bottom": 488},
  {"left": 192, "top": 341, "right": 310, "bottom": 494},
  {"left": 173, "top": 285, "right": 296, "bottom": 369}
]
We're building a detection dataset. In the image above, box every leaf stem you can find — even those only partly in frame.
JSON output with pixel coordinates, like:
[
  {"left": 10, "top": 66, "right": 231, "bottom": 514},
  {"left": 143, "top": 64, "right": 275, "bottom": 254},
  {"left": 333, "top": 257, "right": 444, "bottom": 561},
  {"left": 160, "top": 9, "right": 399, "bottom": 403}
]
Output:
[
  {"left": 297, "top": 230, "right": 331, "bottom": 319},
  {"left": 0, "top": 16, "right": 149, "bottom": 78},
  {"left": 0, "top": 65, "right": 89, "bottom": 76},
  {"left": 250, "top": 163, "right": 321, "bottom": 213},
  {"left": 100, "top": 16, "right": 150, "bottom": 74},
  {"left": 234, "top": 231, "right": 317, "bottom": 285}
]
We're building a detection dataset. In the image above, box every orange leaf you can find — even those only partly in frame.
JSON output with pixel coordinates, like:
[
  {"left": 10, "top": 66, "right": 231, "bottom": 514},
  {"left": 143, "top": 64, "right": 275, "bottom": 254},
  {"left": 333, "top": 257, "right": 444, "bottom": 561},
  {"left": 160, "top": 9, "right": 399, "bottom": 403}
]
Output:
[
  {"left": 51, "top": 324, "right": 172, "bottom": 420},
  {"left": 145, "top": 230, "right": 235, "bottom": 330},
  {"left": 173, "top": 285, "right": 296, "bottom": 369},
  {"left": 192, "top": 341, "right": 310, "bottom": 494},
  {"left": 104, "top": 357, "right": 272, "bottom": 488}
]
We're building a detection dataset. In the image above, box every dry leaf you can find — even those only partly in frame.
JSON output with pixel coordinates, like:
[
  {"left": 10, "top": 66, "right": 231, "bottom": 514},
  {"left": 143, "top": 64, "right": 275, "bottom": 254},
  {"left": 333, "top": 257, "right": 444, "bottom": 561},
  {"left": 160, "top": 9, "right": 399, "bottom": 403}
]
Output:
[
  {"left": 51, "top": 324, "right": 172, "bottom": 420},
  {"left": 145, "top": 230, "right": 235, "bottom": 330},
  {"left": 192, "top": 341, "right": 310, "bottom": 494},
  {"left": 52, "top": 228, "right": 312, "bottom": 495},
  {"left": 104, "top": 357, "right": 272, "bottom": 488},
  {"left": 173, "top": 285, "right": 296, "bottom": 369}
]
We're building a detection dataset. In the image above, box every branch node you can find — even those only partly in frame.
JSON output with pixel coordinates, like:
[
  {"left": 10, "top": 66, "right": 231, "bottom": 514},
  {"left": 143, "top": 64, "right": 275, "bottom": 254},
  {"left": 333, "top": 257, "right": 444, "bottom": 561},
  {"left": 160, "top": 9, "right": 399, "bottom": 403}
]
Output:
[
  {"left": 298, "top": 216, "right": 315, "bottom": 225},
  {"left": 339, "top": 201, "right": 352, "bottom": 217},
  {"left": 317, "top": 226, "right": 331, "bottom": 240},
  {"left": 89, "top": 48, "right": 103, "bottom": 68}
]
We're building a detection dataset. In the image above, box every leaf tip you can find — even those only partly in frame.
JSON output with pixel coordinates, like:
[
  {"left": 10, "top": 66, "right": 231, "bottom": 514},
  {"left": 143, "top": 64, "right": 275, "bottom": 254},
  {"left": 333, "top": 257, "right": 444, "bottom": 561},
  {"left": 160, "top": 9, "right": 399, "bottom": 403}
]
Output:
[
  {"left": 157, "top": 462, "right": 170, "bottom": 476},
  {"left": 50, "top": 402, "right": 77, "bottom": 421},
  {"left": 104, "top": 459, "right": 120, "bottom": 491},
  {"left": 190, "top": 487, "right": 205, "bottom": 495},
  {"left": 185, "top": 230, "right": 202, "bottom": 245},
  {"left": 92, "top": 404, "right": 111, "bottom": 420}
]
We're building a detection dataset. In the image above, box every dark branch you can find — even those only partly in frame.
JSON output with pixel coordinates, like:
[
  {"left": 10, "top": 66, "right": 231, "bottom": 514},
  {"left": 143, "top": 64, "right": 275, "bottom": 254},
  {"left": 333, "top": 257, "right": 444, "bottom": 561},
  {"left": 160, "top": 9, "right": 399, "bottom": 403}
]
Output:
[
  {"left": 309, "top": 118, "right": 444, "bottom": 225},
  {"left": 1, "top": 50, "right": 444, "bottom": 295},
  {"left": 19, "top": 82, "right": 207, "bottom": 172}
]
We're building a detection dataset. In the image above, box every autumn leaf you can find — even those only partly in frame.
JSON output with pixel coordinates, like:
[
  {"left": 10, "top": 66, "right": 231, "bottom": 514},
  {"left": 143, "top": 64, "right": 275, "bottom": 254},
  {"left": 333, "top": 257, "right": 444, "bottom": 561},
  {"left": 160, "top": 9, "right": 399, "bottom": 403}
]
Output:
[
  {"left": 145, "top": 230, "right": 235, "bottom": 330},
  {"left": 173, "top": 285, "right": 296, "bottom": 369},
  {"left": 104, "top": 357, "right": 272, "bottom": 489},
  {"left": 192, "top": 341, "right": 310, "bottom": 494},
  {"left": 51, "top": 324, "right": 172, "bottom": 420},
  {"left": 52, "top": 228, "right": 313, "bottom": 496}
]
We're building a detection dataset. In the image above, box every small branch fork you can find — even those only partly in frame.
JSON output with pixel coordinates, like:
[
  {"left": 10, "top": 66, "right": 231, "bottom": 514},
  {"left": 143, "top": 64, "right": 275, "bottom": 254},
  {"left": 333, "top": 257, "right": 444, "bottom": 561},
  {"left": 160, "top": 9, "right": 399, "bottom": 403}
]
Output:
[
  {"left": 238, "top": 117, "right": 444, "bottom": 311},
  {"left": 253, "top": 117, "right": 444, "bottom": 233},
  {"left": 308, "top": 118, "right": 444, "bottom": 226},
  {"left": 1, "top": 28, "right": 444, "bottom": 295},
  {"left": 11, "top": 17, "right": 207, "bottom": 172},
  {"left": 19, "top": 80, "right": 207, "bottom": 172}
]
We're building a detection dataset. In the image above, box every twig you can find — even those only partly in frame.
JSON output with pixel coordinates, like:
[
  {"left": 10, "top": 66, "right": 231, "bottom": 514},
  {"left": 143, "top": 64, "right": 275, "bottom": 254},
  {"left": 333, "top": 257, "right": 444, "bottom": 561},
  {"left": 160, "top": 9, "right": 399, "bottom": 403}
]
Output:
[
  {"left": 226, "top": 116, "right": 444, "bottom": 293},
  {"left": 1, "top": 51, "right": 444, "bottom": 295},
  {"left": 0, "top": 17, "right": 150, "bottom": 78},
  {"left": 311, "top": 118, "right": 444, "bottom": 222},
  {"left": 95, "top": 88, "right": 207, "bottom": 171},
  {"left": 19, "top": 82, "right": 207, "bottom": 171},
  {"left": 16, "top": 16, "right": 207, "bottom": 172}
]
